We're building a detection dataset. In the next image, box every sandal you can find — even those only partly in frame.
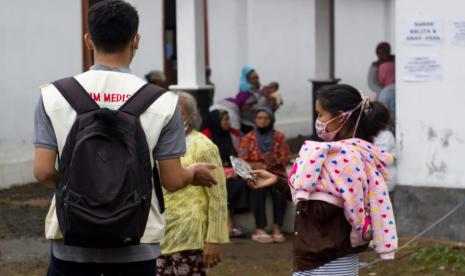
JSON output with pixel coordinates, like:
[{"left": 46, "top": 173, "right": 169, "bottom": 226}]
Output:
[
  {"left": 229, "top": 227, "right": 246, "bottom": 238},
  {"left": 251, "top": 233, "right": 273, "bottom": 243},
  {"left": 272, "top": 233, "right": 286, "bottom": 243}
]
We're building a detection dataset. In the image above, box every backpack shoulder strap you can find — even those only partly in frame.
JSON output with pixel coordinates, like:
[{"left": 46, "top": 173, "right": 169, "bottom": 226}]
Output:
[
  {"left": 53, "top": 77, "right": 100, "bottom": 114},
  {"left": 120, "top": 84, "right": 166, "bottom": 214},
  {"left": 119, "top": 84, "right": 166, "bottom": 117}
]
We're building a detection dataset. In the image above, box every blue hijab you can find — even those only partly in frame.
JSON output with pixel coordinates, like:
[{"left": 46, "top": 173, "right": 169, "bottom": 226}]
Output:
[{"left": 239, "top": 65, "right": 256, "bottom": 92}]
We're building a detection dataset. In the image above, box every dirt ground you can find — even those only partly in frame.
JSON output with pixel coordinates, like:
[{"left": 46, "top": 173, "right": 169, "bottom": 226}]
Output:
[{"left": 1, "top": 183, "right": 464, "bottom": 276}]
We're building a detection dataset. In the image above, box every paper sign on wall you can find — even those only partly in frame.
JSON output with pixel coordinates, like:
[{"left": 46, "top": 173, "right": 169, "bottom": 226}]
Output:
[
  {"left": 451, "top": 21, "right": 465, "bottom": 46},
  {"left": 402, "top": 56, "right": 442, "bottom": 82},
  {"left": 403, "top": 20, "right": 443, "bottom": 45}
]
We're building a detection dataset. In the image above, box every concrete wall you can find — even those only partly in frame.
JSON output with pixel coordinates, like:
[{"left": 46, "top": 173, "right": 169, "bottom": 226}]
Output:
[
  {"left": 396, "top": 0, "right": 465, "bottom": 189},
  {"left": 208, "top": 0, "right": 315, "bottom": 138},
  {"left": 0, "top": 1, "right": 82, "bottom": 189},
  {"left": 393, "top": 186, "right": 465, "bottom": 241},
  {"left": 335, "top": 0, "right": 394, "bottom": 99},
  {"left": 0, "top": 0, "right": 164, "bottom": 189},
  {"left": 127, "top": 0, "right": 164, "bottom": 78}
]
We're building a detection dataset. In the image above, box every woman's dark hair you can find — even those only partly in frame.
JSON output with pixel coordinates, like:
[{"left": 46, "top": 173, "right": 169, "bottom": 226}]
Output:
[
  {"left": 88, "top": 0, "right": 139, "bottom": 53},
  {"left": 317, "top": 84, "right": 390, "bottom": 142},
  {"left": 376, "top": 42, "right": 391, "bottom": 54}
]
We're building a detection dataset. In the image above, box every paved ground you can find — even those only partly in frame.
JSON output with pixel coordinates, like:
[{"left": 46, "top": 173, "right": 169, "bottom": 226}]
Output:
[{"left": 1, "top": 183, "right": 464, "bottom": 276}]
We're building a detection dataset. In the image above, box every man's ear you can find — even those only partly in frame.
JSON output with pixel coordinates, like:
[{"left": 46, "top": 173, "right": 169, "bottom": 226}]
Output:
[
  {"left": 84, "top": 33, "right": 94, "bottom": 50},
  {"left": 133, "top": 33, "right": 140, "bottom": 50}
]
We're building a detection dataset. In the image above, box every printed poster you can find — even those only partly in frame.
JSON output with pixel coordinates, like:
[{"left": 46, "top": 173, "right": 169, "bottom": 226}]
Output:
[
  {"left": 402, "top": 56, "right": 442, "bottom": 82},
  {"left": 403, "top": 20, "right": 443, "bottom": 45},
  {"left": 451, "top": 21, "right": 465, "bottom": 46}
]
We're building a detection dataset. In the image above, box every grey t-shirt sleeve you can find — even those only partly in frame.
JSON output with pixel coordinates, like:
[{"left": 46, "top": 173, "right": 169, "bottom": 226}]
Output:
[
  {"left": 34, "top": 96, "right": 58, "bottom": 149},
  {"left": 153, "top": 104, "right": 186, "bottom": 160}
]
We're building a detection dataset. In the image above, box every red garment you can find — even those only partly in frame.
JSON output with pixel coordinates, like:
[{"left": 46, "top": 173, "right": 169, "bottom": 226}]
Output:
[
  {"left": 201, "top": 128, "right": 241, "bottom": 140},
  {"left": 238, "top": 130, "right": 291, "bottom": 178},
  {"left": 201, "top": 128, "right": 241, "bottom": 151},
  {"left": 378, "top": 61, "right": 395, "bottom": 87}
]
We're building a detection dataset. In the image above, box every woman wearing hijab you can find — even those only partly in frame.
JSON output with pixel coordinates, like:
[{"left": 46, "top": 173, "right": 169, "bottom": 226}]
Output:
[
  {"left": 238, "top": 107, "right": 291, "bottom": 243},
  {"left": 202, "top": 110, "right": 249, "bottom": 237},
  {"left": 209, "top": 91, "right": 257, "bottom": 132},
  {"left": 237, "top": 65, "right": 271, "bottom": 133},
  {"left": 239, "top": 65, "right": 260, "bottom": 93}
]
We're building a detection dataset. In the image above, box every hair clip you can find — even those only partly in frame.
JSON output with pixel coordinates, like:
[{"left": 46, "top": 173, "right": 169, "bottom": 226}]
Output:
[{"left": 363, "top": 99, "right": 371, "bottom": 114}]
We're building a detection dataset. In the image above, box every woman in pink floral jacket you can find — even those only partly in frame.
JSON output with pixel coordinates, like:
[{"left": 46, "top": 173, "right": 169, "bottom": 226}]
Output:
[{"left": 249, "top": 84, "right": 397, "bottom": 275}]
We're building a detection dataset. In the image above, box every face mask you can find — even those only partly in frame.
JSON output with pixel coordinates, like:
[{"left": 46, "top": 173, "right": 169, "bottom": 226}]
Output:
[
  {"left": 315, "top": 100, "right": 365, "bottom": 142},
  {"left": 315, "top": 115, "right": 348, "bottom": 142}
]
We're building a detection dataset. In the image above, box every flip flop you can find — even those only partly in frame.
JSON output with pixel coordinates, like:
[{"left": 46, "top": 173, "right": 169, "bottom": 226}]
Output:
[
  {"left": 251, "top": 233, "right": 273, "bottom": 243},
  {"left": 229, "top": 227, "right": 246, "bottom": 238},
  {"left": 272, "top": 233, "right": 286, "bottom": 243}
]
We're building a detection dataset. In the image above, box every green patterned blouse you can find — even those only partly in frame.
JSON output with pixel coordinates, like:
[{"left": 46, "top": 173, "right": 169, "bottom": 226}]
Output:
[{"left": 160, "top": 130, "right": 229, "bottom": 255}]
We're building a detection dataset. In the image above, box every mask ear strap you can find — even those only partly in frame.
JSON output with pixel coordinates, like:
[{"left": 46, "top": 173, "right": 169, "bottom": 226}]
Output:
[{"left": 352, "top": 99, "right": 367, "bottom": 138}]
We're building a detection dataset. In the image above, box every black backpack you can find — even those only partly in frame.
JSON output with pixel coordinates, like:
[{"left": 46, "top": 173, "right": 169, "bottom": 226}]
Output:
[{"left": 52, "top": 77, "right": 166, "bottom": 248}]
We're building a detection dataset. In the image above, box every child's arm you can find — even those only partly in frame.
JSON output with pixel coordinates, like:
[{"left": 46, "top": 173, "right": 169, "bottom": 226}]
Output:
[
  {"left": 291, "top": 142, "right": 327, "bottom": 202},
  {"left": 337, "top": 153, "right": 368, "bottom": 247},
  {"left": 368, "top": 181, "right": 398, "bottom": 259}
]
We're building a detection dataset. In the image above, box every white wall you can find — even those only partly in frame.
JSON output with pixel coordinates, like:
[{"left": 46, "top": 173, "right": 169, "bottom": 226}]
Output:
[
  {"left": 208, "top": 0, "right": 315, "bottom": 137},
  {"left": 396, "top": 0, "right": 465, "bottom": 189},
  {"left": 0, "top": 1, "right": 82, "bottom": 188},
  {"left": 127, "top": 0, "right": 164, "bottom": 78},
  {"left": 335, "top": 0, "right": 394, "bottom": 98},
  {"left": 0, "top": 0, "right": 163, "bottom": 189},
  {"left": 207, "top": 0, "right": 249, "bottom": 100}
]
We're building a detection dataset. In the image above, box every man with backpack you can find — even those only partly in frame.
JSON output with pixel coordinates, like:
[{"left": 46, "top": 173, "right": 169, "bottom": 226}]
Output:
[{"left": 33, "top": 1, "right": 217, "bottom": 275}]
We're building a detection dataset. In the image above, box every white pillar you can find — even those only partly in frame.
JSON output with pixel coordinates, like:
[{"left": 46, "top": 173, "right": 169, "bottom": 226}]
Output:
[
  {"left": 314, "top": 0, "right": 334, "bottom": 80},
  {"left": 170, "top": 0, "right": 211, "bottom": 90}
]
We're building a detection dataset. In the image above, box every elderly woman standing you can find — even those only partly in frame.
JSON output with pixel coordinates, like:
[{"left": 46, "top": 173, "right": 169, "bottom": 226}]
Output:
[
  {"left": 156, "top": 92, "right": 229, "bottom": 276},
  {"left": 238, "top": 107, "right": 291, "bottom": 243},
  {"left": 202, "top": 110, "right": 250, "bottom": 237}
]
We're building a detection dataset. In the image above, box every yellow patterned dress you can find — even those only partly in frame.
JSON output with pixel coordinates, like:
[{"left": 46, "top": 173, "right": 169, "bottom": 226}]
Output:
[{"left": 160, "top": 130, "right": 229, "bottom": 255}]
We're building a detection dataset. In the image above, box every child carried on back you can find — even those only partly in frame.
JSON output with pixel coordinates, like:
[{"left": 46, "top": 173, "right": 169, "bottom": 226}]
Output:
[{"left": 289, "top": 84, "right": 398, "bottom": 259}]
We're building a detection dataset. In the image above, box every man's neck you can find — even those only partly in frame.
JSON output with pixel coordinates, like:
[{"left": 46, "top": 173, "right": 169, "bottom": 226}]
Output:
[{"left": 92, "top": 50, "right": 132, "bottom": 69}]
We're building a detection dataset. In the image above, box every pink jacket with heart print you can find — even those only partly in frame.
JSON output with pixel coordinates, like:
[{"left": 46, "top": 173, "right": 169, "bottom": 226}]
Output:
[{"left": 289, "top": 138, "right": 398, "bottom": 259}]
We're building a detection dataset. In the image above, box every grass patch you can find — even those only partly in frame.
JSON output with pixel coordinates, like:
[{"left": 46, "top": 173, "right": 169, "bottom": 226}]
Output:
[
  {"left": 408, "top": 243, "right": 465, "bottom": 274},
  {"left": 361, "top": 242, "right": 465, "bottom": 276}
]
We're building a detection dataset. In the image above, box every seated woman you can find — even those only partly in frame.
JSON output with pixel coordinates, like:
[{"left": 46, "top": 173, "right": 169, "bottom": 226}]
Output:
[
  {"left": 157, "top": 92, "right": 229, "bottom": 275},
  {"left": 238, "top": 65, "right": 270, "bottom": 134},
  {"left": 238, "top": 107, "right": 291, "bottom": 243},
  {"left": 202, "top": 110, "right": 249, "bottom": 238},
  {"left": 239, "top": 65, "right": 260, "bottom": 93},
  {"left": 210, "top": 92, "right": 257, "bottom": 133}
]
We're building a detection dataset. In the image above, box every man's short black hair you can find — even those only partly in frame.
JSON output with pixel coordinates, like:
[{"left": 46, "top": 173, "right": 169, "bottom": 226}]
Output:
[{"left": 88, "top": 0, "right": 139, "bottom": 53}]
